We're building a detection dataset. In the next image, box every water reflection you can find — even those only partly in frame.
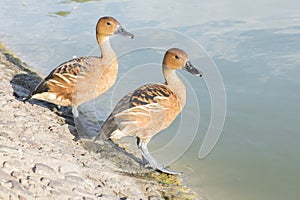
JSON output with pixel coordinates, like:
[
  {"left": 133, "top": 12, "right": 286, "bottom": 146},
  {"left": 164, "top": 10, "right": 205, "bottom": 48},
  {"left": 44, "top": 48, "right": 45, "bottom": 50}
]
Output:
[{"left": 49, "top": 11, "right": 72, "bottom": 17}]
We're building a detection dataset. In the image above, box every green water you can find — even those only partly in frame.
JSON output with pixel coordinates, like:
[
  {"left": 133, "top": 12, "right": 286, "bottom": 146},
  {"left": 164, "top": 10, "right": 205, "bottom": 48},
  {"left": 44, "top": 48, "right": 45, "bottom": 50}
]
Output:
[{"left": 1, "top": 0, "right": 299, "bottom": 199}]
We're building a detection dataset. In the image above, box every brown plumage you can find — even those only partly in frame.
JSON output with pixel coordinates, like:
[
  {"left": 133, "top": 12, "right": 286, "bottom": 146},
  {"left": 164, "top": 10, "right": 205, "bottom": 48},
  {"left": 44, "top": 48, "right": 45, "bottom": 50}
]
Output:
[
  {"left": 23, "top": 16, "right": 134, "bottom": 110},
  {"left": 96, "top": 48, "right": 203, "bottom": 174},
  {"left": 101, "top": 83, "right": 181, "bottom": 143}
]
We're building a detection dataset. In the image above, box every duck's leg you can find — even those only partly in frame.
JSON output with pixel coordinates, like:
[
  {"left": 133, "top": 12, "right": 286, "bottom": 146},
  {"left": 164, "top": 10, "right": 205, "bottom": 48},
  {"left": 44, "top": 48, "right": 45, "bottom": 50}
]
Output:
[
  {"left": 72, "top": 106, "right": 79, "bottom": 118},
  {"left": 136, "top": 137, "right": 182, "bottom": 175},
  {"left": 72, "top": 106, "right": 100, "bottom": 139}
]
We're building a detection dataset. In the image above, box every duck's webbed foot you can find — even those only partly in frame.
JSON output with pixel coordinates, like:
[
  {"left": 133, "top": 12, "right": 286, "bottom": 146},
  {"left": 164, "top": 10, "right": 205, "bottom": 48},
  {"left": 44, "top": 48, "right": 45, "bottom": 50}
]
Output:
[{"left": 137, "top": 137, "right": 182, "bottom": 175}]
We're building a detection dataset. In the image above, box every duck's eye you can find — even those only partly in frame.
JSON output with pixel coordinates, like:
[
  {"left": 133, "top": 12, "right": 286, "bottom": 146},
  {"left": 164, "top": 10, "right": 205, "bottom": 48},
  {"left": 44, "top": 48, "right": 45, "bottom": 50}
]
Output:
[
  {"left": 106, "top": 22, "right": 111, "bottom": 26},
  {"left": 175, "top": 55, "right": 179, "bottom": 60}
]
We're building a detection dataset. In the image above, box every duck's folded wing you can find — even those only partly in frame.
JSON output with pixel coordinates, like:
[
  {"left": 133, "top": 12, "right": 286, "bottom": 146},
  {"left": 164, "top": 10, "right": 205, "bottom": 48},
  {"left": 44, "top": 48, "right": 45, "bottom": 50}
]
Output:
[
  {"left": 28, "top": 60, "right": 88, "bottom": 97},
  {"left": 115, "top": 102, "right": 167, "bottom": 129},
  {"left": 45, "top": 58, "right": 88, "bottom": 82},
  {"left": 100, "top": 83, "right": 181, "bottom": 138}
]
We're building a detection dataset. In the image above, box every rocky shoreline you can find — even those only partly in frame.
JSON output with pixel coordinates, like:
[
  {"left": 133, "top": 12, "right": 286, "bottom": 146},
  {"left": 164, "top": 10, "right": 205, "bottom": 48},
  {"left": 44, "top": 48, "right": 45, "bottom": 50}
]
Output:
[{"left": 0, "top": 42, "right": 197, "bottom": 200}]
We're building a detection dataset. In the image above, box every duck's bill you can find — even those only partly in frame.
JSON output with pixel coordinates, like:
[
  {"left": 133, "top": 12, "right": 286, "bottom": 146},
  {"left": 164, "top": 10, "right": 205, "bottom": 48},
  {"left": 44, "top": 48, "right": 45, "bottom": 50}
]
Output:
[
  {"left": 184, "top": 61, "right": 203, "bottom": 77},
  {"left": 116, "top": 26, "right": 134, "bottom": 39}
]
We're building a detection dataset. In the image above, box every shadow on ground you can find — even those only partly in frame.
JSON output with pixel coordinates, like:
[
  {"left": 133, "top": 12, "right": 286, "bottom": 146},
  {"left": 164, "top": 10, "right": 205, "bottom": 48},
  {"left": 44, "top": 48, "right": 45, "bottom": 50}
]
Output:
[{"left": 10, "top": 73, "right": 76, "bottom": 131}]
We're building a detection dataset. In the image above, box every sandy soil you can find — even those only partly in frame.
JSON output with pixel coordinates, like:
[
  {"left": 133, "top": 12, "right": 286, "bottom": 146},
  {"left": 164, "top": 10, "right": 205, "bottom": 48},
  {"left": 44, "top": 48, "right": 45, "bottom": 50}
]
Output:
[{"left": 0, "top": 42, "right": 197, "bottom": 200}]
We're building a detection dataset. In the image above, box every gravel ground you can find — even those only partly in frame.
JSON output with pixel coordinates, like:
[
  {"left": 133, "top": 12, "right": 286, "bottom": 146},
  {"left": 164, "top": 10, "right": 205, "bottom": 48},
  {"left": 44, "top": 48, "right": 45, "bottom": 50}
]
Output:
[{"left": 0, "top": 43, "right": 197, "bottom": 200}]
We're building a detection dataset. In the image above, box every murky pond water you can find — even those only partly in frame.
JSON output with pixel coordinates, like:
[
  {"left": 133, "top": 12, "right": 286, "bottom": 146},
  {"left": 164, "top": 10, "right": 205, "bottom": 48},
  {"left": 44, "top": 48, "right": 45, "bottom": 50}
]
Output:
[{"left": 1, "top": 0, "right": 300, "bottom": 199}]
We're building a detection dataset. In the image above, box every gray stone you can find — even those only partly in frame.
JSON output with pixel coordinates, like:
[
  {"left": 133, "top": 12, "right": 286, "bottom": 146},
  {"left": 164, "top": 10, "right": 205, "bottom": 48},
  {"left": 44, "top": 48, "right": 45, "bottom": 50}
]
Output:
[
  {"left": 49, "top": 189, "right": 61, "bottom": 195},
  {"left": 18, "top": 194, "right": 27, "bottom": 200},
  {"left": 64, "top": 175, "right": 84, "bottom": 184},
  {"left": 10, "top": 171, "right": 22, "bottom": 179},
  {"left": 47, "top": 180, "right": 64, "bottom": 190},
  {"left": 0, "top": 171, "right": 13, "bottom": 182}
]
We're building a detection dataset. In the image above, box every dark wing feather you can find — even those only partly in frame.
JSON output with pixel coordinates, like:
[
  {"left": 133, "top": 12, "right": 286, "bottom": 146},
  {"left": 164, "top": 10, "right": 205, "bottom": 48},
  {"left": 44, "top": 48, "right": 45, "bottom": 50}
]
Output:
[{"left": 24, "top": 57, "right": 89, "bottom": 101}]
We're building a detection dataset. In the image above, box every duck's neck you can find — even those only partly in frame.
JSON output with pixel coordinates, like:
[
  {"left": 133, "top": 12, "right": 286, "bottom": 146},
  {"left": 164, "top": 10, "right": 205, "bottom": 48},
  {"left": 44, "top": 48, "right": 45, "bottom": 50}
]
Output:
[
  {"left": 97, "top": 35, "right": 117, "bottom": 62},
  {"left": 163, "top": 66, "right": 186, "bottom": 107}
]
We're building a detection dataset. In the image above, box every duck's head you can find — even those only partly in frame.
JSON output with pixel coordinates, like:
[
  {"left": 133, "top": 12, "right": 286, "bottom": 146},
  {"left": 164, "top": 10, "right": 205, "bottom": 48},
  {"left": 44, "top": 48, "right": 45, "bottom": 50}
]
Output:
[
  {"left": 162, "top": 48, "right": 203, "bottom": 77},
  {"left": 96, "top": 16, "right": 134, "bottom": 39}
]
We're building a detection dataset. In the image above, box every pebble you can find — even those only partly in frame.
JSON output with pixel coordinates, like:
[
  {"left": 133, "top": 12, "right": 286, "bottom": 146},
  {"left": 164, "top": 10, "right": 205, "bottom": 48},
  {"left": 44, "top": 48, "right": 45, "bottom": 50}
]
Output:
[
  {"left": 2, "top": 160, "right": 22, "bottom": 168},
  {"left": 49, "top": 190, "right": 61, "bottom": 195},
  {"left": 72, "top": 188, "right": 95, "bottom": 199},
  {"left": 39, "top": 177, "right": 52, "bottom": 185},
  {"left": 18, "top": 195, "right": 27, "bottom": 200},
  {"left": 10, "top": 170, "right": 22, "bottom": 179},
  {"left": 64, "top": 175, "right": 84, "bottom": 183},
  {"left": 82, "top": 197, "right": 94, "bottom": 200},
  {"left": 57, "top": 163, "right": 80, "bottom": 174},
  {"left": 0, "top": 171, "right": 13, "bottom": 181},
  {"left": 32, "top": 163, "right": 56, "bottom": 176}
]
